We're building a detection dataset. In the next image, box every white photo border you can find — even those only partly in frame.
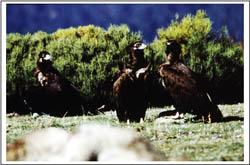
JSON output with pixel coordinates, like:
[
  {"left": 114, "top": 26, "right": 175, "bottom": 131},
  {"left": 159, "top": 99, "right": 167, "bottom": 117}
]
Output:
[{"left": 1, "top": 1, "right": 249, "bottom": 164}]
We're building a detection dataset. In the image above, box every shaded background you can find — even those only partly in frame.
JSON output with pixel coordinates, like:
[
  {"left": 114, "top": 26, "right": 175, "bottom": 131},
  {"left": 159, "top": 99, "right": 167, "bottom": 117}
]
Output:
[{"left": 7, "top": 4, "right": 243, "bottom": 43}]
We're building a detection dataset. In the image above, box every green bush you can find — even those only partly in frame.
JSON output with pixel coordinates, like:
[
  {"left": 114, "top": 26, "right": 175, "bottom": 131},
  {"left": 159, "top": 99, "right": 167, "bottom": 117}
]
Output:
[
  {"left": 6, "top": 10, "right": 243, "bottom": 108},
  {"left": 149, "top": 10, "right": 243, "bottom": 103},
  {"left": 7, "top": 24, "right": 141, "bottom": 107}
]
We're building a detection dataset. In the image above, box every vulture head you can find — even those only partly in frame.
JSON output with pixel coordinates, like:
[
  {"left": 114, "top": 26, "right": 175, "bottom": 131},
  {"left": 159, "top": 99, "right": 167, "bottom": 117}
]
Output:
[
  {"left": 126, "top": 41, "right": 147, "bottom": 69},
  {"left": 131, "top": 41, "right": 147, "bottom": 58},
  {"left": 165, "top": 40, "right": 181, "bottom": 64},
  {"left": 37, "top": 51, "right": 53, "bottom": 71}
]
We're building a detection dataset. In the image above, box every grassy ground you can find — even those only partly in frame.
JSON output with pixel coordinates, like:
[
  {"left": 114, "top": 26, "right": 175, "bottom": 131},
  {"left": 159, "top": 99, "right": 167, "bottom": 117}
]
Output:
[{"left": 6, "top": 103, "right": 244, "bottom": 161}]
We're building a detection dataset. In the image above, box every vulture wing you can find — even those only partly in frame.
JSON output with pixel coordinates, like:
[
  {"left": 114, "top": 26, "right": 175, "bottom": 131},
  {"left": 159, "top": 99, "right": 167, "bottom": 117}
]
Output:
[{"left": 159, "top": 63, "right": 223, "bottom": 122}]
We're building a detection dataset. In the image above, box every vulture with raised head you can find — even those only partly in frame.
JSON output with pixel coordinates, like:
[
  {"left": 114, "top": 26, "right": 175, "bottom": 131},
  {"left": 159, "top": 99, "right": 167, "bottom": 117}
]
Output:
[{"left": 22, "top": 51, "right": 93, "bottom": 116}]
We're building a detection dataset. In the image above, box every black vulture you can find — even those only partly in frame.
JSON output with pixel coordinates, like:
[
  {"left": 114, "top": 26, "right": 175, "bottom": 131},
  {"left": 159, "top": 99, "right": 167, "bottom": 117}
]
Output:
[
  {"left": 18, "top": 51, "right": 94, "bottom": 116},
  {"left": 158, "top": 41, "right": 223, "bottom": 122},
  {"left": 113, "top": 41, "right": 150, "bottom": 122}
]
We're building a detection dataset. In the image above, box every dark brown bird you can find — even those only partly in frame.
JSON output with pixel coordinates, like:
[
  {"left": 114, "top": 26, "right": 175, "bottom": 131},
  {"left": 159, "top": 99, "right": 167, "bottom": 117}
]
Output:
[
  {"left": 158, "top": 41, "right": 223, "bottom": 122},
  {"left": 22, "top": 51, "right": 95, "bottom": 116},
  {"left": 113, "top": 41, "right": 150, "bottom": 122}
]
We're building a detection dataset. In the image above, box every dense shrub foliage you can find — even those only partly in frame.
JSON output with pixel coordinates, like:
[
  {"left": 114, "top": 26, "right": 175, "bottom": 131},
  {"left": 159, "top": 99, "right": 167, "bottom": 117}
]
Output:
[
  {"left": 6, "top": 10, "right": 243, "bottom": 109},
  {"left": 147, "top": 10, "right": 243, "bottom": 103},
  {"left": 7, "top": 24, "right": 141, "bottom": 108}
]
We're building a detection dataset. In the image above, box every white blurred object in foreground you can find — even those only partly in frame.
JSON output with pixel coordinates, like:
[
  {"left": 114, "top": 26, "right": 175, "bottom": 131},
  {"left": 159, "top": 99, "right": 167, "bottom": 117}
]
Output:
[{"left": 7, "top": 123, "right": 166, "bottom": 162}]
